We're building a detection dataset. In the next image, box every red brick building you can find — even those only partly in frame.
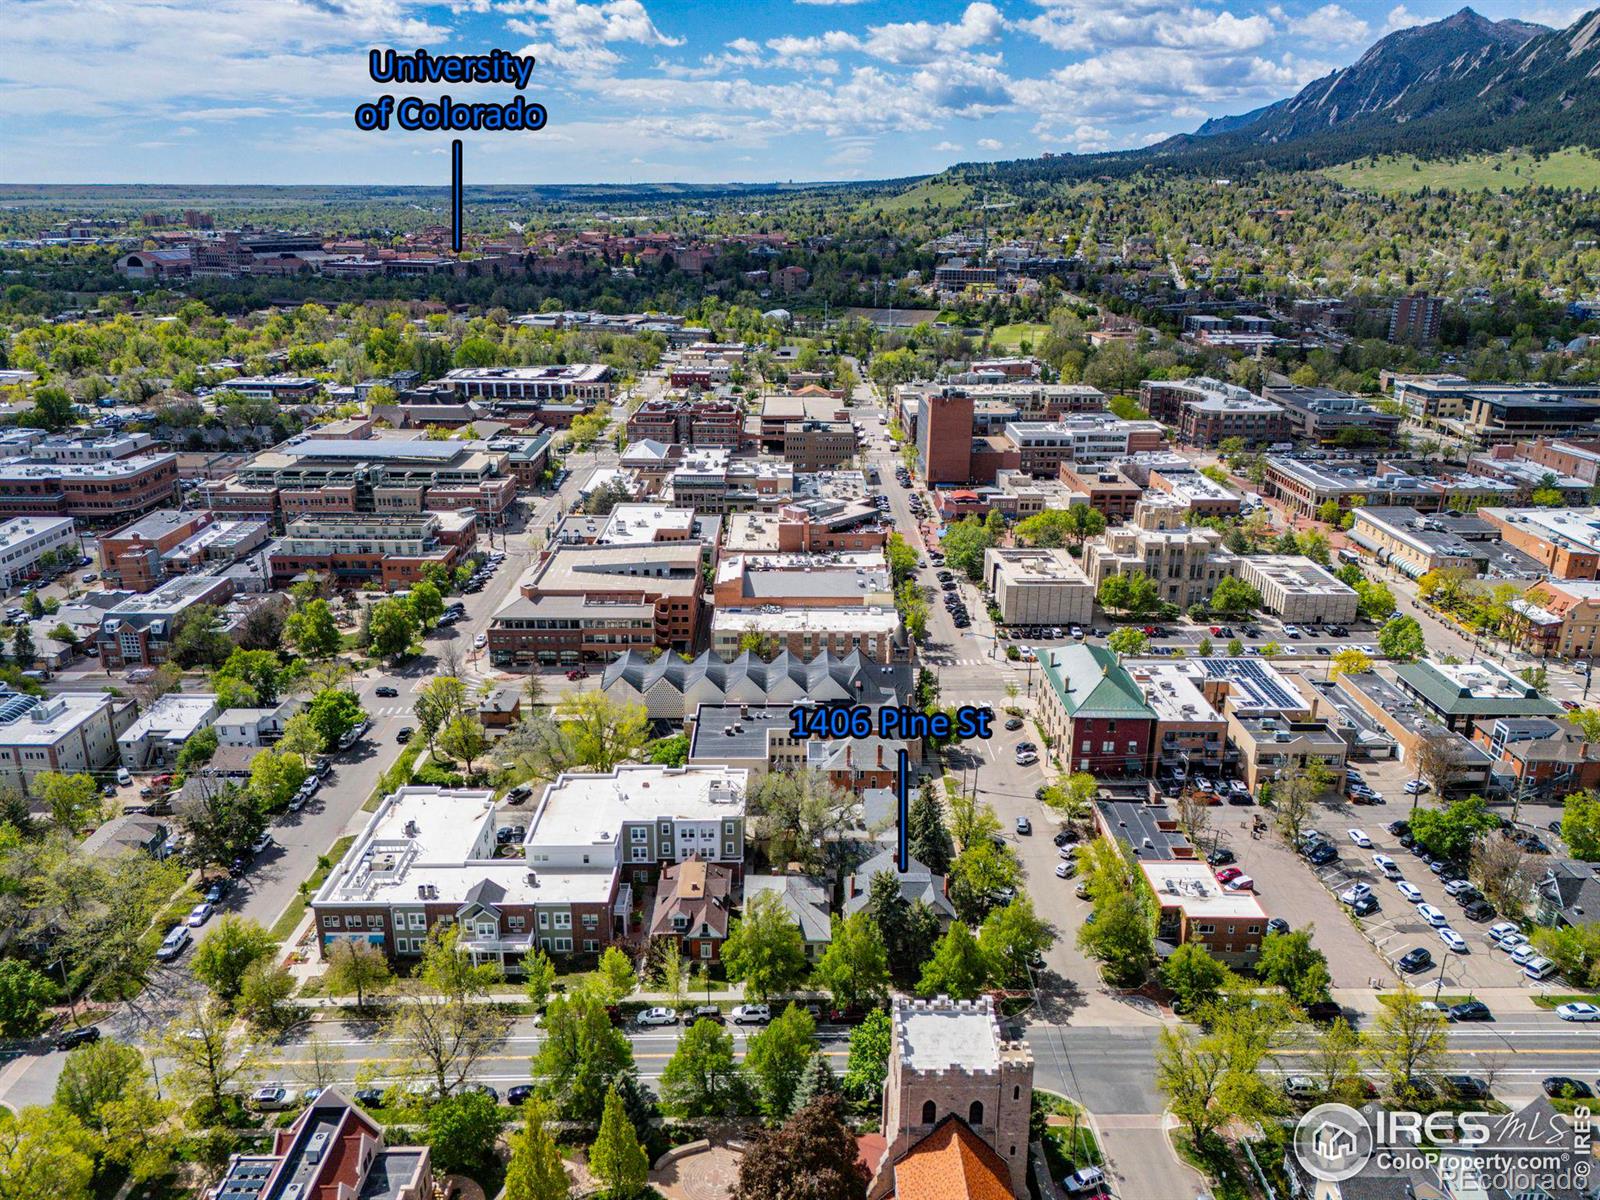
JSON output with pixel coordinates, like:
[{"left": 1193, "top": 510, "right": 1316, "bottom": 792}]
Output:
[{"left": 650, "top": 860, "right": 733, "bottom": 963}]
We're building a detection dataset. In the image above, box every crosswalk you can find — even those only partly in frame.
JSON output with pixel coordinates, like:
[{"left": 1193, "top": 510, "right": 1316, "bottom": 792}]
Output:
[{"left": 370, "top": 704, "right": 412, "bottom": 719}]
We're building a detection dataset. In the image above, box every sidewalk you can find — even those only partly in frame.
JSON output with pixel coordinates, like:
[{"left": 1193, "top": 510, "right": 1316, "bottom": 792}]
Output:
[{"left": 1331, "top": 985, "right": 1549, "bottom": 1020}]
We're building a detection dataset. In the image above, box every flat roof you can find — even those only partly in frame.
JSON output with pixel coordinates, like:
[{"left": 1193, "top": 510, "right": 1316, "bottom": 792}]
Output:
[
  {"left": 712, "top": 606, "right": 900, "bottom": 634},
  {"left": 1199, "top": 657, "right": 1309, "bottom": 714},
  {"left": 1096, "top": 800, "right": 1192, "bottom": 860},
  {"left": 1242, "top": 555, "right": 1358, "bottom": 598},
  {"left": 896, "top": 997, "right": 1001, "bottom": 1073},
  {"left": 986, "top": 547, "right": 1091, "bottom": 585},
  {"left": 1481, "top": 506, "right": 1600, "bottom": 555},
  {"left": 1125, "top": 663, "right": 1222, "bottom": 724},
  {"left": 0, "top": 516, "right": 75, "bottom": 548},
  {"left": 1140, "top": 860, "right": 1266, "bottom": 919},
  {"left": 529, "top": 765, "right": 747, "bottom": 849}
]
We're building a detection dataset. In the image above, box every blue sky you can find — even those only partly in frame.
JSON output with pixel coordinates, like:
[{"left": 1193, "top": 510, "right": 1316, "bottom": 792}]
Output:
[{"left": 2, "top": 0, "right": 1588, "bottom": 185}]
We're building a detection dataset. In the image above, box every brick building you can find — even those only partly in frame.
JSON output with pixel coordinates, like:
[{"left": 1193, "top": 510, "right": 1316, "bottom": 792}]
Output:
[
  {"left": 1035, "top": 643, "right": 1157, "bottom": 777},
  {"left": 267, "top": 512, "right": 476, "bottom": 590}
]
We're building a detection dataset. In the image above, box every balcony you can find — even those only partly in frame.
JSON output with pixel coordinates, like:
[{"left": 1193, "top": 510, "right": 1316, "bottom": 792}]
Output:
[{"left": 460, "top": 932, "right": 534, "bottom": 954}]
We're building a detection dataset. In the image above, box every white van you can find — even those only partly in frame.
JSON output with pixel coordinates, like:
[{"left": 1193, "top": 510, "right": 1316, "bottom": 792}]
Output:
[
  {"left": 1062, "top": 1167, "right": 1106, "bottom": 1194},
  {"left": 155, "top": 925, "right": 191, "bottom": 961},
  {"left": 116, "top": 767, "right": 132, "bottom": 786}
]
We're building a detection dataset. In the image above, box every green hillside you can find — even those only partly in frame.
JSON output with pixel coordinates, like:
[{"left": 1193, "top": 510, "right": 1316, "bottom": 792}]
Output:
[{"left": 1322, "top": 147, "right": 1600, "bottom": 193}]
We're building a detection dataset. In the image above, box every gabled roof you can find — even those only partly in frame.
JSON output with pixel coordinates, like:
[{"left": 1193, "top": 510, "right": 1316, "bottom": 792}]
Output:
[
  {"left": 1038, "top": 643, "right": 1156, "bottom": 720},
  {"left": 603, "top": 648, "right": 910, "bottom": 707},
  {"left": 1391, "top": 660, "right": 1563, "bottom": 720},
  {"left": 744, "top": 874, "right": 832, "bottom": 944},
  {"left": 890, "top": 1116, "right": 1013, "bottom": 1200},
  {"left": 844, "top": 850, "right": 955, "bottom": 921}
]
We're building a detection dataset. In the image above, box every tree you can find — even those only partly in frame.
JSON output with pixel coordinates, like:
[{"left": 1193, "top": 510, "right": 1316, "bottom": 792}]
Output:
[
  {"left": 947, "top": 837, "right": 1021, "bottom": 924},
  {"left": 41, "top": 849, "right": 187, "bottom": 1001},
  {"left": 1367, "top": 985, "right": 1449, "bottom": 1101},
  {"left": 1271, "top": 771, "right": 1320, "bottom": 849},
  {"left": 423, "top": 1089, "right": 503, "bottom": 1179},
  {"left": 0, "top": 960, "right": 53, "bottom": 1036},
  {"left": 749, "top": 769, "right": 857, "bottom": 889},
  {"left": 555, "top": 691, "right": 649, "bottom": 772},
  {"left": 1329, "top": 647, "right": 1373, "bottom": 679},
  {"left": 1209, "top": 577, "right": 1262, "bottom": 617},
  {"left": 408, "top": 579, "right": 444, "bottom": 630},
  {"left": 1562, "top": 790, "right": 1600, "bottom": 861},
  {"left": 842, "top": 1007, "right": 892, "bottom": 1100},
  {"left": 1078, "top": 891, "right": 1155, "bottom": 988},
  {"left": 1161, "top": 943, "right": 1231, "bottom": 1014},
  {"left": 596, "top": 945, "right": 638, "bottom": 1005},
  {"left": 907, "top": 785, "right": 953, "bottom": 874},
  {"left": 247, "top": 747, "right": 307, "bottom": 813},
  {"left": 1107, "top": 627, "right": 1148, "bottom": 657},
  {"left": 1355, "top": 578, "right": 1396, "bottom": 622},
  {"left": 1226, "top": 638, "right": 1244, "bottom": 656},
  {"left": 323, "top": 938, "right": 394, "bottom": 1008},
  {"left": 505, "top": 1099, "right": 572, "bottom": 1200},
  {"left": 1155, "top": 1026, "right": 1245, "bottom": 1149},
  {"left": 162, "top": 998, "right": 263, "bottom": 1122},
  {"left": 813, "top": 912, "right": 891, "bottom": 1012},
  {"left": 214, "top": 648, "right": 293, "bottom": 705},
  {"left": 789, "top": 1053, "right": 839, "bottom": 1118},
  {"left": 385, "top": 977, "right": 509, "bottom": 1098},
  {"left": 724, "top": 890, "right": 808, "bottom": 1001},
  {"left": 237, "top": 960, "right": 296, "bottom": 1030},
  {"left": 285, "top": 598, "right": 341, "bottom": 659},
  {"left": 661, "top": 1016, "right": 744, "bottom": 1118},
  {"left": 590, "top": 1085, "right": 649, "bottom": 1199},
  {"left": 0, "top": 1105, "right": 97, "bottom": 1200},
  {"left": 1307, "top": 1019, "right": 1369, "bottom": 1106},
  {"left": 1411, "top": 730, "right": 1460, "bottom": 802},
  {"left": 170, "top": 603, "right": 234, "bottom": 667},
  {"left": 54, "top": 1038, "right": 145, "bottom": 1126},
  {"left": 306, "top": 688, "right": 365, "bottom": 749},
  {"left": 33, "top": 771, "right": 102, "bottom": 832},
  {"left": 916, "top": 922, "right": 989, "bottom": 999},
  {"left": 885, "top": 533, "right": 918, "bottom": 583},
  {"left": 367, "top": 597, "right": 418, "bottom": 659},
  {"left": 523, "top": 947, "right": 557, "bottom": 1011},
  {"left": 1531, "top": 924, "right": 1600, "bottom": 989},
  {"left": 940, "top": 518, "right": 995, "bottom": 581},
  {"left": 191, "top": 915, "right": 277, "bottom": 1005},
  {"left": 1257, "top": 929, "right": 1332, "bottom": 1006},
  {"left": 1470, "top": 835, "right": 1536, "bottom": 918},
  {"left": 414, "top": 676, "right": 469, "bottom": 754},
  {"left": 175, "top": 779, "right": 263, "bottom": 869},
  {"left": 733, "top": 1095, "right": 866, "bottom": 1200},
  {"left": 9, "top": 623, "right": 34, "bottom": 670},
  {"left": 438, "top": 715, "right": 490, "bottom": 776},
  {"left": 1378, "top": 615, "right": 1426, "bottom": 662},
  {"left": 745, "top": 1004, "right": 818, "bottom": 1120},
  {"left": 277, "top": 711, "right": 326, "bottom": 764},
  {"left": 1569, "top": 709, "right": 1600, "bottom": 744},
  {"left": 977, "top": 896, "right": 1055, "bottom": 988},
  {"left": 1409, "top": 793, "right": 1498, "bottom": 861},
  {"left": 533, "top": 990, "right": 637, "bottom": 1122},
  {"left": 175, "top": 725, "right": 220, "bottom": 774},
  {"left": 21, "top": 384, "right": 77, "bottom": 432}
]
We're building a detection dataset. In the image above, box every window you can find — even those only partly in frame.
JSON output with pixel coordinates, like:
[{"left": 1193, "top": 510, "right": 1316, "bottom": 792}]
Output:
[
  {"left": 554, "top": 937, "right": 572, "bottom": 952},
  {"left": 408, "top": 913, "right": 425, "bottom": 930},
  {"left": 583, "top": 939, "right": 598, "bottom": 952},
  {"left": 673, "top": 915, "right": 688, "bottom": 930},
  {"left": 700, "top": 942, "right": 712, "bottom": 959},
  {"left": 509, "top": 916, "right": 525, "bottom": 931},
  {"left": 323, "top": 916, "right": 339, "bottom": 929},
  {"left": 659, "top": 821, "right": 671, "bottom": 836},
  {"left": 345, "top": 916, "right": 361, "bottom": 928},
  {"left": 582, "top": 914, "right": 598, "bottom": 930},
  {"left": 968, "top": 1101, "right": 984, "bottom": 1126},
  {"left": 631, "top": 827, "right": 647, "bottom": 843},
  {"left": 367, "top": 915, "right": 383, "bottom": 929},
  {"left": 1102, "top": 740, "right": 1114, "bottom": 753},
  {"left": 632, "top": 847, "right": 650, "bottom": 862},
  {"left": 554, "top": 912, "right": 571, "bottom": 929},
  {"left": 538, "top": 912, "right": 550, "bottom": 929},
  {"left": 1195, "top": 923, "right": 1216, "bottom": 934},
  {"left": 724, "top": 841, "right": 735, "bottom": 856},
  {"left": 921, "top": 1101, "right": 936, "bottom": 1125},
  {"left": 1013, "top": 1085, "right": 1020, "bottom": 1100}
]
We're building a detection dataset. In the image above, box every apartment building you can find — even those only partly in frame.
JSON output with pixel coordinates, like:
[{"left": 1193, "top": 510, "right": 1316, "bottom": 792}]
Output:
[
  {"left": 710, "top": 606, "right": 902, "bottom": 663},
  {"left": 1260, "top": 385, "right": 1403, "bottom": 445},
  {"left": 982, "top": 548, "right": 1094, "bottom": 627},
  {"left": 1235, "top": 555, "right": 1359, "bottom": 624},
  {"left": 311, "top": 768, "right": 747, "bottom": 968},
  {"left": 1482, "top": 716, "right": 1600, "bottom": 797},
  {"left": 0, "top": 453, "right": 180, "bottom": 527},
  {"left": 1388, "top": 294, "right": 1444, "bottom": 345},
  {"left": 0, "top": 692, "right": 134, "bottom": 794},
  {"left": 783, "top": 421, "right": 857, "bottom": 471},
  {"left": 1512, "top": 579, "right": 1600, "bottom": 659},
  {"left": 488, "top": 542, "right": 702, "bottom": 667},
  {"left": 1082, "top": 499, "right": 1240, "bottom": 610},
  {"left": 604, "top": 648, "right": 911, "bottom": 721},
  {"left": 267, "top": 511, "right": 477, "bottom": 590},
  {"left": 626, "top": 398, "right": 748, "bottom": 449},
  {"left": 1226, "top": 714, "right": 1348, "bottom": 794},
  {"left": 712, "top": 550, "right": 891, "bottom": 610},
  {"left": 118, "top": 693, "right": 222, "bottom": 770},
  {"left": 916, "top": 390, "right": 976, "bottom": 485},
  {"left": 202, "top": 438, "right": 518, "bottom": 525},
  {"left": 27, "top": 432, "right": 156, "bottom": 463},
  {"left": 1035, "top": 644, "right": 1157, "bottom": 777},
  {"left": 1139, "top": 378, "right": 1289, "bottom": 448},
  {"left": 1140, "top": 860, "right": 1267, "bottom": 967},
  {"left": 0, "top": 517, "right": 77, "bottom": 587},
  {"left": 1478, "top": 507, "right": 1600, "bottom": 580},
  {"left": 95, "top": 573, "right": 236, "bottom": 667},
  {"left": 1002, "top": 417, "right": 1165, "bottom": 477},
  {"left": 99, "top": 509, "right": 270, "bottom": 592}
]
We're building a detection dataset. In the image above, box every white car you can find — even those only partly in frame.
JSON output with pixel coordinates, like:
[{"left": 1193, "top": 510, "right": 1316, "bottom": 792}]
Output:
[
  {"left": 635, "top": 1007, "right": 678, "bottom": 1027},
  {"left": 1509, "top": 944, "right": 1539, "bottom": 966},
  {"left": 1439, "top": 927, "right": 1469, "bottom": 954},
  {"left": 1404, "top": 780, "right": 1430, "bottom": 795},
  {"left": 1055, "top": 862, "right": 1073, "bottom": 879},
  {"left": 1418, "top": 904, "right": 1448, "bottom": 927},
  {"left": 1497, "top": 932, "right": 1529, "bottom": 953},
  {"left": 185, "top": 902, "right": 214, "bottom": 927},
  {"left": 1224, "top": 874, "right": 1254, "bottom": 891},
  {"left": 1339, "top": 883, "right": 1373, "bottom": 906},
  {"left": 473, "top": 633, "right": 488, "bottom": 650},
  {"left": 1396, "top": 881, "right": 1425, "bottom": 903},
  {"left": 1348, "top": 829, "right": 1372, "bottom": 848},
  {"left": 1487, "top": 921, "right": 1520, "bottom": 944},
  {"left": 1557, "top": 1003, "right": 1600, "bottom": 1022},
  {"left": 1373, "top": 853, "right": 1400, "bottom": 877},
  {"left": 730, "top": 1004, "right": 771, "bottom": 1025}
]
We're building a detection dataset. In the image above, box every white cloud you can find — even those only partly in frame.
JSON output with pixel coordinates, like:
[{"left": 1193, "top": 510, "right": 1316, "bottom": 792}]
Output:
[
  {"left": 933, "top": 140, "right": 963, "bottom": 151},
  {"left": 1383, "top": 5, "right": 1423, "bottom": 32},
  {"left": 976, "top": 137, "right": 1004, "bottom": 149},
  {"left": 502, "top": 0, "right": 680, "bottom": 44},
  {"left": 1020, "top": 4, "right": 1272, "bottom": 54},
  {"left": 1288, "top": 3, "right": 1370, "bottom": 44},
  {"left": 859, "top": 2, "right": 1006, "bottom": 64}
]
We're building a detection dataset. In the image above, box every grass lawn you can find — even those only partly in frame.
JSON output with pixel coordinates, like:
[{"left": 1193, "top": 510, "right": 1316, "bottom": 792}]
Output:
[
  {"left": 870, "top": 176, "right": 974, "bottom": 214},
  {"left": 1323, "top": 146, "right": 1600, "bottom": 194},
  {"left": 1035, "top": 1091, "right": 1102, "bottom": 1182},
  {"left": 272, "top": 835, "right": 355, "bottom": 941},
  {"left": 1532, "top": 993, "right": 1600, "bottom": 1010},
  {"left": 989, "top": 322, "right": 1049, "bottom": 352}
]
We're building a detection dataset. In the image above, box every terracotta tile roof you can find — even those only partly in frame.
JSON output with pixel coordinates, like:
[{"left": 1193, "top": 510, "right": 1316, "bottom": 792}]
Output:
[{"left": 891, "top": 1117, "right": 1014, "bottom": 1200}]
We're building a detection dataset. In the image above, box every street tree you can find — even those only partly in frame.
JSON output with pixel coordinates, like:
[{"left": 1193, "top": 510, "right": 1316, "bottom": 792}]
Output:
[
  {"left": 916, "top": 922, "right": 989, "bottom": 999},
  {"left": 53, "top": 1038, "right": 146, "bottom": 1126},
  {"left": 0, "top": 1105, "right": 97, "bottom": 1200},
  {"left": 1367, "top": 985, "right": 1449, "bottom": 1102},
  {"left": 323, "top": 938, "right": 394, "bottom": 1008},
  {"left": 175, "top": 779, "right": 264, "bottom": 868},
  {"left": 977, "top": 896, "right": 1055, "bottom": 988},
  {"left": 590, "top": 1085, "right": 650, "bottom": 1200},
  {"left": 813, "top": 911, "right": 891, "bottom": 1012},
  {"left": 438, "top": 714, "right": 490, "bottom": 776},
  {"left": 161, "top": 998, "right": 264, "bottom": 1123},
  {"left": 1160, "top": 943, "right": 1232, "bottom": 1014},
  {"left": 1306, "top": 1019, "right": 1369, "bottom": 1106},
  {"left": 408, "top": 580, "right": 444, "bottom": 630},
  {"left": 842, "top": 1008, "right": 892, "bottom": 1101},
  {"left": 247, "top": 747, "right": 307, "bottom": 813},
  {"left": 1470, "top": 836, "right": 1536, "bottom": 919},
  {"left": 523, "top": 947, "right": 557, "bottom": 1011},
  {"left": 1378, "top": 615, "right": 1426, "bottom": 662},
  {"left": 190, "top": 915, "right": 277, "bottom": 1005},
  {"left": 1409, "top": 793, "right": 1498, "bottom": 861},
  {"left": 384, "top": 979, "right": 509, "bottom": 1098},
  {"left": 413, "top": 675, "right": 469, "bottom": 753},
  {"left": 745, "top": 1004, "right": 818, "bottom": 1120},
  {"left": 1411, "top": 730, "right": 1460, "bottom": 803},
  {"left": 367, "top": 597, "right": 418, "bottom": 659},
  {"left": 723, "top": 890, "right": 808, "bottom": 1001},
  {"left": 661, "top": 1017, "right": 745, "bottom": 1118},
  {"left": 596, "top": 946, "right": 638, "bottom": 1005},
  {"left": 532, "top": 990, "right": 637, "bottom": 1123},
  {"left": 1257, "top": 929, "right": 1333, "bottom": 1007},
  {"left": 306, "top": 688, "right": 365, "bottom": 749}
]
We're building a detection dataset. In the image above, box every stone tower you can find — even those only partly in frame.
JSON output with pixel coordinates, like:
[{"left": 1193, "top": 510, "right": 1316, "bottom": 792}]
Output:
[{"left": 874, "top": 994, "right": 1034, "bottom": 1198}]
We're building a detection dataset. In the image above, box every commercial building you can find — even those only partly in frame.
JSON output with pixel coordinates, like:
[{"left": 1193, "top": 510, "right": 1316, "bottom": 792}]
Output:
[
  {"left": 95, "top": 573, "right": 236, "bottom": 667},
  {"left": 1453, "top": 391, "right": 1600, "bottom": 447},
  {"left": 440, "top": 364, "right": 614, "bottom": 405},
  {"left": 218, "top": 374, "right": 321, "bottom": 402},
  {"left": 710, "top": 606, "right": 903, "bottom": 664},
  {"left": 118, "top": 693, "right": 221, "bottom": 770},
  {"left": 1514, "top": 438, "right": 1600, "bottom": 485},
  {"left": 551, "top": 502, "right": 711, "bottom": 550},
  {"left": 782, "top": 421, "right": 858, "bottom": 471},
  {"left": 865, "top": 995, "right": 1034, "bottom": 1200},
  {"left": 1333, "top": 670, "right": 1494, "bottom": 793},
  {"left": 625, "top": 398, "right": 748, "bottom": 449},
  {"left": 665, "top": 449, "right": 794, "bottom": 513},
  {"left": 1466, "top": 448, "right": 1591, "bottom": 505},
  {"left": 1483, "top": 717, "right": 1600, "bottom": 797},
  {"left": 1263, "top": 457, "right": 1515, "bottom": 520},
  {"left": 1056, "top": 464, "right": 1144, "bottom": 521},
  {"left": 1001, "top": 416, "right": 1166, "bottom": 476},
  {"left": 311, "top": 768, "right": 747, "bottom": 968},
  {"left": 981, "top": 548, "right": 1094, "bottom": 627},
  {"left": 1478, "top": 507, "right": 1600, "bottom": 580},
  {"left": 0, "top": 517, "right": 77, "bottom": 587},
  {"left": 1390, "top": 658, "right": 1564, "bottom": 738},
  {"left": 1093, "top": 800, "right": 1195, "bottom": 861},
  {"left": 1226, "top": 714, "right": 1348, "bottom": 794},
  {"left": 758, "top": 393, "right": 851, "bottom": 455},
  {"left": 1140, "top": 860, "right": 1267, "bottom": 967},
  {"left": 1235, "top": 556, "right": 1360, "bottom": 624},
  {"left": 1196, "top": 657, "right": 1313, "bottom": 719},
  {"left": 916, "top": 390, "right": 976, "bottom": 485},
  {"left": 1144, "top": 465, "right": 1241, "bottom": 519},
  {"left": 203, "top": 437, "right": 518, "bottom": 526},
  {"left": 1348, "top": 507, "right": 1502, "bottom": 578},
  {"left": 99, "top": 509, "right": 269, "bottom": 592},
  {"left": 267, "top": 511, "right": 476, "bottom": 590},
  {"left": 0, "top": 692, "right": 134, "bottom": 793},
  {"left": 1139, "top": 378, "right": 1289, "bottom": 448},
  {"left": 1259, "top": 384, "right": 1403, "bottom": 445},
  {"left": 1390, "top": 376, "right": 1600, "bottom": 427},
  {"left": 723, "top": 494, "right": 888, "bottom": 553},
  {"left": 1036, "top": 644, "right": 1157, "bottom": 777},
  {"left": 206, "top": 1090, "right": 430, "bottom": 1200},
  {"left": 1511, "top": 579, "right": 1600, "bottom": 659},
  {"left": 603, "top": 648, "right": 910, "bottom": 721},
  {"left": 712, "top": 550, "right": 892, "bottom": 610},
  {"left": 1128, "top": 662, "right": 1228, "bottom": 781},
  {"left": 1082, "top": 500, "right": 1240, "bottom": 610},
  {"left": 488, "top": 542, "right": 702, "bottom": 667},
  {"left": 0, "top": 453, "right": 180, "bottom": 527}
]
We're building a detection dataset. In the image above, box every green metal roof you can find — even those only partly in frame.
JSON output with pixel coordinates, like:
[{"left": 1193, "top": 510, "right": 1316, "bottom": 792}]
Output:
[
  {"left": 1390, "top": 661, "right": 1563, "bottom": 719},
  {"left": 1039, "top": 643, "right": 1157, "bottom": 720}
]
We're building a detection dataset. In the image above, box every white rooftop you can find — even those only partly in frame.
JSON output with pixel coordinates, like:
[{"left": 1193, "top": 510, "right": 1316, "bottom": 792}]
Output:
[
  {"left": 529, "top": 765, "right": 748, "bottom": 849},
  {"left": 712, "top": 606, "right": 901, "bottom": 634},
  {"left": 1126, "top": 663, "right": 1223, "bottom": 724},
  {"left": 896, "top": 996, "right": 1002, "bottom": 1073},
  {"left": 1140, "top": 860, "right": 1266, "bottom": 919}
]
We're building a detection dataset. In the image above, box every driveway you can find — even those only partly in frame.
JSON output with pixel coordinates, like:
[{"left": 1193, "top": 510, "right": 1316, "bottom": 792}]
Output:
[{"left": 1096, "top": 1116, "right": 1207, "bottom": 1200}]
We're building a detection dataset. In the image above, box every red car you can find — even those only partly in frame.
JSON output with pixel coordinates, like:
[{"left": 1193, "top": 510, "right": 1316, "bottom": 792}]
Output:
[
  {"left": 1214, "top": 866, "right": 1244, "bottom": 884},
  {"left": 565, "top": 667, "right": 589, "bottom": 681}
]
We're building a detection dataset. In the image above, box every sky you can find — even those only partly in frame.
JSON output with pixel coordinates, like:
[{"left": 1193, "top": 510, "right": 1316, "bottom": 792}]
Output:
[{"left": 2, "top": 0, "right": 1590, "bottom": 186}]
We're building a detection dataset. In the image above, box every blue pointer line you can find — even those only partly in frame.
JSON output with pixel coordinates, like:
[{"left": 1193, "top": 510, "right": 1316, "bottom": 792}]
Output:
[
  {"left": 897, "top": 748, "right": 910, "bottom": 873},
  {"left": 451, "top": 140, "right": 463, "bottom": 253}
]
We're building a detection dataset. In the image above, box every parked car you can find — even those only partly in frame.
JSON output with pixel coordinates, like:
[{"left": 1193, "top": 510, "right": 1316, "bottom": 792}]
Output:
[
  {"left": 1347, "top": 829, "right": 1372, "bottom": 848},
  {"left": 185, "top": 902, "right": 214, "bottom": 927},
  {"left": 506, "top": 1084, "right": 536, "bottom": 1106},
  {"left": 1061, "top": 1167, "right": 1107, "bottom": 1195},
  {"left": 155, "top": 925, "right": 191, "bottom": 961},
  {"left": 250, "top": 1086, "right": 294, "bottom": 1111},
  {"left": 1445, "top": 1075, "right": 1490, "bottom": 1100},
  {"left": 396, "top": 727, "right": 414, "bottom": 744},
  {"left": 689, "top": 1005, "right": 725, "bottom": 1025},
  {"left": 1543, "top": 1077, "right": 1593, "bottom": 1099},
  {"left": 1055, "top": 862, "right": 1075, "bottom": 879},
  {"left": 1015, "top": 816, "right": 1031, "bottom": 836},
  {"left": 1462, "top": 900, "right": 1496, "bottom": 922},
  {"left": 731, "top": 1004, "right": 771, "bottom": 1025},
  {"left": 375, "top": 686, "right": 399, "bottom": 698},
  {"left": 1266, "top": 917, "right": 1290, "bottom": 935},
  {"left": 635, "top": 1007, "right": 678, "bottom": 1027},
  {"left": 1439, "top": 928, "right": 1469, "bottom": 954},
  {"left": 53, "top": 1026, "right": 101, "bottom": 1051},
  {"left": 1207, "top": 848, "right": 1236, "bottom": 866},
  {"left": 1557, "top": 1003, "right": 1600, "bottom": 1022},
  {"left": 1397, "top": 948, "right": 1433, "bottom": 973},
  {"left": 1418, "top": 904, "right": 1448, "bottom": 927}
]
